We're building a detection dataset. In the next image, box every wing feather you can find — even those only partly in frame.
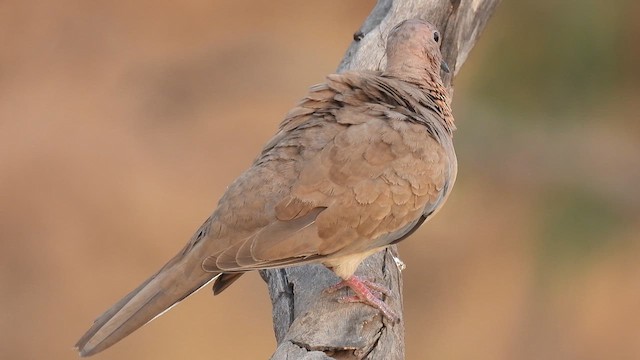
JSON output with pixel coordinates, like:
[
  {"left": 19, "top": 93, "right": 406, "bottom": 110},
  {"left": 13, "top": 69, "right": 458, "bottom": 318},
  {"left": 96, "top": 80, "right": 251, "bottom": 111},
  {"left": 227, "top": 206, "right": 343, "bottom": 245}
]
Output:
[{"left": 201, "top": 72, "right": 455, "bottom": 275}]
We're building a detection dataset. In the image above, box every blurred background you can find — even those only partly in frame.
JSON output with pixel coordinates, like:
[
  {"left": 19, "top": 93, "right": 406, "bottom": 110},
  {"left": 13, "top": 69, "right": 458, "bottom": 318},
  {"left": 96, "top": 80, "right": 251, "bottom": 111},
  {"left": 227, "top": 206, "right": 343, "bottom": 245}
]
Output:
[{"left": 1, "top": 1, "right": 639, "bottom": 359}]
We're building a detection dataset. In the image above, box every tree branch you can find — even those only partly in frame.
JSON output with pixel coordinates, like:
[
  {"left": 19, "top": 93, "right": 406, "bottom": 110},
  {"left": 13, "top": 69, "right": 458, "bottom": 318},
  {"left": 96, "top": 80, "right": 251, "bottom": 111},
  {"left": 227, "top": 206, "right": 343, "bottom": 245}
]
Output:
[{"left": 261, "top": 1, "right": 500, "bottom": 359}]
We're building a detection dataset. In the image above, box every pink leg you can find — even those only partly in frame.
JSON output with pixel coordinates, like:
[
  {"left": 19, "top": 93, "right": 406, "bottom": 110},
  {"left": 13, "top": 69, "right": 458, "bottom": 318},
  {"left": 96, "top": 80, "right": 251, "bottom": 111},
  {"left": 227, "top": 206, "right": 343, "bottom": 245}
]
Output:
[
  {"left": 325, "top": 277, "right": 391, "bottom": 298},
  {"left": 324, "top": 275, "right": 399, "bottom": 322}
]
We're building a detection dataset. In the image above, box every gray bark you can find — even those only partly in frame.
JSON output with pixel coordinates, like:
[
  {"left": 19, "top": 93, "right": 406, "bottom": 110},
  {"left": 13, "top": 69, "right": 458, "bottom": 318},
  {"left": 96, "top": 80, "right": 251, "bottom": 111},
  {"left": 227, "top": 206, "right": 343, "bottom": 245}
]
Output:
[{"left": 261, "top": 0, "right": 500, "bottom": 359}]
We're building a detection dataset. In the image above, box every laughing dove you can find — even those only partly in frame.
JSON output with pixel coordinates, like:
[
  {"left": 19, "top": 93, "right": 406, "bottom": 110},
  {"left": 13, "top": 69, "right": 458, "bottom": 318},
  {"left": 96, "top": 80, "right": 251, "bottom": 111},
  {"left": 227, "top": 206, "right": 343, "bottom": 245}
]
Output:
[{"left": 76, "top": 18, "right": 457, "bottom": 356}]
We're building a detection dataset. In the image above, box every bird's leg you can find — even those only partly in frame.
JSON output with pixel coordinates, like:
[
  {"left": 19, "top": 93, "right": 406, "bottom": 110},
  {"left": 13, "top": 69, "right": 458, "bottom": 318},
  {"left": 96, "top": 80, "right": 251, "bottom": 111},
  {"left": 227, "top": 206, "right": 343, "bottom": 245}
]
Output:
[
  {"left": 324, "top": 275, "right": 399, "bottom": 321},
  {"left": 325, "top": 277, "right": 391, "bottom": 297}
]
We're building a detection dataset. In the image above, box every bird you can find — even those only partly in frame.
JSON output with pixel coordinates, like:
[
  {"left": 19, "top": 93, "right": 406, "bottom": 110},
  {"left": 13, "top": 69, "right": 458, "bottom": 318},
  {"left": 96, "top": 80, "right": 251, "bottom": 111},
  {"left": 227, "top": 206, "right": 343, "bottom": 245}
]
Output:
[{"left": 75, "top": 18, "right": 457, "bottom": 357}]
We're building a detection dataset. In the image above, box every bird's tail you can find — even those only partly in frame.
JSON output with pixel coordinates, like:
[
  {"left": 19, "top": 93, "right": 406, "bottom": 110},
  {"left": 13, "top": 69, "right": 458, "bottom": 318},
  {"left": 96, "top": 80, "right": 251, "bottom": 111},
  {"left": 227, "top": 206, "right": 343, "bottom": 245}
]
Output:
[{"left": 74, "top": 250, "right": 217, "bottom": 357}]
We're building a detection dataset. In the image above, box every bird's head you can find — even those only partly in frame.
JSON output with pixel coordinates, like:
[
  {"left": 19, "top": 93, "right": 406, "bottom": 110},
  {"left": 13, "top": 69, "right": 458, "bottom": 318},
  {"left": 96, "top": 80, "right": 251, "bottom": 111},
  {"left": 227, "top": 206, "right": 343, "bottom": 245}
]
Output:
[{"left": 385, "top": 19, "right": 450, "bottom": 84}]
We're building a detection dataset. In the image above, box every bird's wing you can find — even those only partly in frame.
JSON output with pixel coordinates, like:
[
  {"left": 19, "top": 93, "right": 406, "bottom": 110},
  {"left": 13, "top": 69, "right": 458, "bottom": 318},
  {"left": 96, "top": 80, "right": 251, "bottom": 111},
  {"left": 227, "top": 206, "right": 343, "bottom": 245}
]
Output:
[{"left": 202, "top": 73, "right": 454, "bottom": 273}]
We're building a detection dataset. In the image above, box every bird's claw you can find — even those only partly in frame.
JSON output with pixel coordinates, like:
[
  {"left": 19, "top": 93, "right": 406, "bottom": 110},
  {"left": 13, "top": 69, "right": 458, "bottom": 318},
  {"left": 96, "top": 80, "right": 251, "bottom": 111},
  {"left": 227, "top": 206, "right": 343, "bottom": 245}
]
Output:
[{"left": 325, "top": 275, "right": 399, "bottom": 322}]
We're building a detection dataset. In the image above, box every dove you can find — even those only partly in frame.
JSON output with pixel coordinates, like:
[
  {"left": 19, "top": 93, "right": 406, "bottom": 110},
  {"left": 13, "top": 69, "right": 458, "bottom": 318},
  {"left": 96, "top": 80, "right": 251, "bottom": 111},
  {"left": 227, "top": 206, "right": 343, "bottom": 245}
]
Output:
[{"left": 75, "top": 18, "right": 457, "bottom": 357}]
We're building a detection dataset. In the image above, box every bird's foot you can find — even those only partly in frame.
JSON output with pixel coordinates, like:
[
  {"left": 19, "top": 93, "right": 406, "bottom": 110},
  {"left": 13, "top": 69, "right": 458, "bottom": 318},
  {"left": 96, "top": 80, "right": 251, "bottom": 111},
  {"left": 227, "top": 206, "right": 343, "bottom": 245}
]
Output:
[
  {"left": 325, "top": 276, "right": 392, "bottom": 297},
  {"left": 324, "top": 275, "right": 399, "bottom": 322}
]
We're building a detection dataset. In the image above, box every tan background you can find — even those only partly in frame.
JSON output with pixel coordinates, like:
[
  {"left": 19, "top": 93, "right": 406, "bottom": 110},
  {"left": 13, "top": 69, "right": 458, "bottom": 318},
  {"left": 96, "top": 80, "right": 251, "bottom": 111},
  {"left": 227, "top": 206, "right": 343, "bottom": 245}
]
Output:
[{"left": 1, "top": 1, "right": 639, "bottom": 359}]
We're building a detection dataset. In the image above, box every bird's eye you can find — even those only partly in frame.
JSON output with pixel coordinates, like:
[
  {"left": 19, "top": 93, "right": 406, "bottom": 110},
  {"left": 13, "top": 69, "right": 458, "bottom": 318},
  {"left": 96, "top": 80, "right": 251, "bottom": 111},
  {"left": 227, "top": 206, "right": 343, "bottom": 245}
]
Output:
[{"left": 433, "top": 31, "right": 440, "bottom": 43}]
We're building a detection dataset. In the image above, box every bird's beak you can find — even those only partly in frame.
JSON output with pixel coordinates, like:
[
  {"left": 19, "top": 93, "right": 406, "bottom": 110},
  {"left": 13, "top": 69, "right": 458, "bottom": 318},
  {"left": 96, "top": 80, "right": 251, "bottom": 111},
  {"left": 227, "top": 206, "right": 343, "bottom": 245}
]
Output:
[{"left": 440, "top": 60, "right": 450, "bottom": 74}]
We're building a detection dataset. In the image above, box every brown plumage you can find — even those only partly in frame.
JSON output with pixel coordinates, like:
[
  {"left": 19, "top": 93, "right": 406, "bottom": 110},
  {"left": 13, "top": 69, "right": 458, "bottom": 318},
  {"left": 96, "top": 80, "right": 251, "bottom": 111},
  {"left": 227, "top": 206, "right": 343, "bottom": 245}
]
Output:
[{"left": 75, "top": 19, "right": 457, "bottom": 356}]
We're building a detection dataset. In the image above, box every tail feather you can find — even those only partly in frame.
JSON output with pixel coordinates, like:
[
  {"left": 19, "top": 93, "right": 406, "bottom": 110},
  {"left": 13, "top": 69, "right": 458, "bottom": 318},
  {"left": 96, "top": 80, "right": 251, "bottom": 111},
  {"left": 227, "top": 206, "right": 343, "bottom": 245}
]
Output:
[{"left": 75, "top": 255, "right": 217, "bottom": 357}]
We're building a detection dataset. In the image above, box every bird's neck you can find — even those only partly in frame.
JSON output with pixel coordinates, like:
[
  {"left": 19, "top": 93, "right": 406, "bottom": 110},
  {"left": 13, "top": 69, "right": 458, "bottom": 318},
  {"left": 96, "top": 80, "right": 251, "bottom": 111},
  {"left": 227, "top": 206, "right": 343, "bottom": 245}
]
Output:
[
  {"left": 427, "top": 82, "right": 456, "bottom": 133},
  {"left": 384, "top": 62, "right": 456, "bottom": 133},
  {"left": 384, "top": 56, "right": 440, "bottom": 83}
]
